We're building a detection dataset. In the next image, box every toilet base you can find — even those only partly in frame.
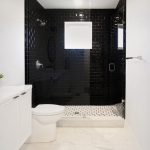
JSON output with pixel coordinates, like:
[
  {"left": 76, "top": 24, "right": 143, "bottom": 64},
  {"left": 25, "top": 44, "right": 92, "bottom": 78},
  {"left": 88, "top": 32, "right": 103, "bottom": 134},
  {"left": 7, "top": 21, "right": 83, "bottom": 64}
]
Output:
[{"left": 26, "top": 119, "right": 56, "bottom": 143}]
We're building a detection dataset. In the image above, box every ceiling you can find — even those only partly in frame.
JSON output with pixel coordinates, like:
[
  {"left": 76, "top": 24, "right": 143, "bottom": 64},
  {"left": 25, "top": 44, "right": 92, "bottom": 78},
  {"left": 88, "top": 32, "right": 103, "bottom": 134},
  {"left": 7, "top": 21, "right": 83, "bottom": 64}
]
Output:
[{"left": 37, "top": 0, "right": 120, "bottom": 9}]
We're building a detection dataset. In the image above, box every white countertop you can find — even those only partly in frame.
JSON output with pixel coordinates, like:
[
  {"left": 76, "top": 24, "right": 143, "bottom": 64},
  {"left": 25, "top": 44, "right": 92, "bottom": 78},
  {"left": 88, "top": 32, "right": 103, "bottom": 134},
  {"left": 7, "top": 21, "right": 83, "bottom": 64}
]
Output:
[{"left": 0, "top": 85, "right": 32, "bottom": 105}]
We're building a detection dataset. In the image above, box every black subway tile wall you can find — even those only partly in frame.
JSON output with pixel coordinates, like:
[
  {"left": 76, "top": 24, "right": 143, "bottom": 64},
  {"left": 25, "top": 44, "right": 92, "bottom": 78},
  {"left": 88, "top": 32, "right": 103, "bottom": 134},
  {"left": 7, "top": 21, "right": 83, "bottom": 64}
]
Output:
[
  {"left": 25, "top": 0, "right": 126, "bottom": 106},
  {"left": 90, "top": 10, "right": 113, "bottom": 105},
  {"left": 25, "top": 0, "right": 50, "bottom": 106},
  {"left": 46, "top": 9, "right": 114, "bottom": 105},
  {"left": 109, "top": 0, "right": 126, "bottom": 104}
]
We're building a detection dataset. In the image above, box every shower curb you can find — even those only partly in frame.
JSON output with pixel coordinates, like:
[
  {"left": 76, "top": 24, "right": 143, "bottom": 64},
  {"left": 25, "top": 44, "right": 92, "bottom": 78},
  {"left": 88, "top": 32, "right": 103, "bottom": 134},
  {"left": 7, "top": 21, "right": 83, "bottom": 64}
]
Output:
[{"left": 57, "top": 117, "right": 124, "bottom": 128}]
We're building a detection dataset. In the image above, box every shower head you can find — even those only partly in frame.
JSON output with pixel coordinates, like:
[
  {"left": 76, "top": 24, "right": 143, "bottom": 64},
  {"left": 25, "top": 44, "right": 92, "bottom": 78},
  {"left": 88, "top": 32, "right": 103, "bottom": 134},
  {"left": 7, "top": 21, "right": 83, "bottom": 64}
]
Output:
[{"left": 36, "top": 18, "right": 47, "bottom": 26}]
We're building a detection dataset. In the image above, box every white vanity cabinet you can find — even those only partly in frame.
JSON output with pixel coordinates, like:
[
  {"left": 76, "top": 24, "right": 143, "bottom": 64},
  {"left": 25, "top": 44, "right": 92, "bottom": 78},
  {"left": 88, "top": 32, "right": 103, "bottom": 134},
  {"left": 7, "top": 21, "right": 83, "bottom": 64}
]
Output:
[
  {"left": 19, "top": 88, "right": 32, "bottom": 148},
  {"left": 0, "top": 96, "right": 19, "bottom": 150},
  {"left": 0, "top": 85, "right": 32, "bottom": 150}
]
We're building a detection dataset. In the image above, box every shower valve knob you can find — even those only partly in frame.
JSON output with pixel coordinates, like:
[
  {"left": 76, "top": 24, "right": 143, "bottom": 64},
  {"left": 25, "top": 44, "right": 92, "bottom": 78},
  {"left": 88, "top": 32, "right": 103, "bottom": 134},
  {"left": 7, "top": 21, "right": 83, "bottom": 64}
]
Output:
[{"left": 36, "top": 60, "right": 43, "bottom": 69}]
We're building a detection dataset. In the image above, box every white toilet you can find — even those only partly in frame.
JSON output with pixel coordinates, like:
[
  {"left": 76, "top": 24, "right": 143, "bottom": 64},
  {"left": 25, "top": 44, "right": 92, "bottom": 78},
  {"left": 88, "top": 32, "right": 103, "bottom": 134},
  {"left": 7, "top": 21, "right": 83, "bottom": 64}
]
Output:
[{"left": 28, "top": 104, "right": 65, "bottom": 143}]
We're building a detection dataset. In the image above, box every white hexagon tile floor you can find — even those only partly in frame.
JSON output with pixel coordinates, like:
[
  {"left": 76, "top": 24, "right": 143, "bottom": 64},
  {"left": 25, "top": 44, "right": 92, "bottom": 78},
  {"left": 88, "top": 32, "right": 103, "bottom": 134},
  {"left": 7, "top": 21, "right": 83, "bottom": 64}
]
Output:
[{"left": 20, "top": 127, "right": 141, "bottom": 150}]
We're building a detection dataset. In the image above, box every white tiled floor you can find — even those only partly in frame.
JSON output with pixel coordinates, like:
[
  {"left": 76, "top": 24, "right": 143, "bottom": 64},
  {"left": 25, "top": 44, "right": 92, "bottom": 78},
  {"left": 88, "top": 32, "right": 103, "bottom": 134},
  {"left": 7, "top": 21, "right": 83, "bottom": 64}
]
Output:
[{"left": 20, "top": 127, "right": 141, "bottom": 150}]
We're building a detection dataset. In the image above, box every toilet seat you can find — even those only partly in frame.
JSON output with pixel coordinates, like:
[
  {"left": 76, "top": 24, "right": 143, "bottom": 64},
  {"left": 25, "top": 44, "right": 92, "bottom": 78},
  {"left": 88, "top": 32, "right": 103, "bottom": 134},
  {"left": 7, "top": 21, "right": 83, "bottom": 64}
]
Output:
[{"left": 32, "top": 104, "right": 65, "bottom": 116}]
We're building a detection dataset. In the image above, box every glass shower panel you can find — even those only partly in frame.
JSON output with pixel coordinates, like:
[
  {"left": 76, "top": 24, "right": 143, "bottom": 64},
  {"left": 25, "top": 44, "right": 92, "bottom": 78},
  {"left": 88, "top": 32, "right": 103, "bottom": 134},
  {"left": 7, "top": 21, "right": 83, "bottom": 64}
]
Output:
[{"left": 25, "top": 0, "right": 125, "bottom": 107}]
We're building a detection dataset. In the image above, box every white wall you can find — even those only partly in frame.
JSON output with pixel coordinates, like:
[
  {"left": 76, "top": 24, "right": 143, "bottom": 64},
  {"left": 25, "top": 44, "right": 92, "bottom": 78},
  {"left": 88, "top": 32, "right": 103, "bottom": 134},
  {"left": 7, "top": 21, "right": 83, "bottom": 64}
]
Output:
[
  {"left": 126, "top": 0, "right": 150, "bottom": 149},
  {"left": 0, "top": 0, "right": 25, "bottom": 86}
]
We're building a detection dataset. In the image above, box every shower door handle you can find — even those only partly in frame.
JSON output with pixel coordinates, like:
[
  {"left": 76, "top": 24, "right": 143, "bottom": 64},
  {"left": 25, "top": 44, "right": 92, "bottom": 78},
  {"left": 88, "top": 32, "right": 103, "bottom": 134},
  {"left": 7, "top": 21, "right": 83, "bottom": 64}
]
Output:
[{"left": 109, "top": 63, "right": 115, "bottom": 72}]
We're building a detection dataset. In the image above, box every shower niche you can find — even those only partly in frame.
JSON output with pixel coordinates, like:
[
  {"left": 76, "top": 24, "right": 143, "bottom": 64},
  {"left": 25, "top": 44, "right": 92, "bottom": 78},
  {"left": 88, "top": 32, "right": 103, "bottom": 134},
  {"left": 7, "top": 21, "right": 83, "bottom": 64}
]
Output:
[{"left": 25, "top": 0, "right": 126, "bottom": 115}]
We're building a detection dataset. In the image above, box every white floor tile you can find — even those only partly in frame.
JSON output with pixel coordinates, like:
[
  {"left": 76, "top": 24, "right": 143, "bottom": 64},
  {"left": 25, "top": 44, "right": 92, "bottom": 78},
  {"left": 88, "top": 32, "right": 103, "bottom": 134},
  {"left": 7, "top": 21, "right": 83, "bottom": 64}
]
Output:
[{"left": 20, "top": 127, "right": 141, "bottom": 150}]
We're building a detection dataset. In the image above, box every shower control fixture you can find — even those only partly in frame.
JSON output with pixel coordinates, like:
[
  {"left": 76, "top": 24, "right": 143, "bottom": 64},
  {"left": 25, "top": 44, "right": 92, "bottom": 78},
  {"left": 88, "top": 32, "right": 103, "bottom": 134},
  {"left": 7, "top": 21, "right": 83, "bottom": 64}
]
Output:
[{"left": 36, "top": 60, "right": 43, "bottom": 69}]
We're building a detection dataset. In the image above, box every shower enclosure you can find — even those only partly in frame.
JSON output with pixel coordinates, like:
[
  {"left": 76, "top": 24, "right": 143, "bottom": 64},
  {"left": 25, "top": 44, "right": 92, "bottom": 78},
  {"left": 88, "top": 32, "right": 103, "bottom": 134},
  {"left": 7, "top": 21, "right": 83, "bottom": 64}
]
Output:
[{"left": 25, "top": 0, "right": 126, "bottom": 120}]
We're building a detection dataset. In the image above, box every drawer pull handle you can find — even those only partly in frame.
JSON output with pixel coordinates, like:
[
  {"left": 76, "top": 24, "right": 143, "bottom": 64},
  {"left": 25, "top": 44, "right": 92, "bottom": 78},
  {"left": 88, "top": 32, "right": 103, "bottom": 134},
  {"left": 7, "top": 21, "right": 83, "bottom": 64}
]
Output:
[
  {"left": 13, "top": 96, "right": 20, "bottom": 99},
  {"left": 21, "top": 92, "right": 27, "bottom": 95}
]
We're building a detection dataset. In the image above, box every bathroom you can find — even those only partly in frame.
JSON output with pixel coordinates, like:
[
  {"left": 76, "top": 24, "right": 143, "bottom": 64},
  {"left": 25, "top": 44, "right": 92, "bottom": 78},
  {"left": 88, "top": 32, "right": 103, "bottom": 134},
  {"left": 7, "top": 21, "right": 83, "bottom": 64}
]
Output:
[
  {"left": 25, "top": 0, "right": 126, "bottom": 118},
  {"left": 0, "top": 0, "right": 150, "bottom": 150}
]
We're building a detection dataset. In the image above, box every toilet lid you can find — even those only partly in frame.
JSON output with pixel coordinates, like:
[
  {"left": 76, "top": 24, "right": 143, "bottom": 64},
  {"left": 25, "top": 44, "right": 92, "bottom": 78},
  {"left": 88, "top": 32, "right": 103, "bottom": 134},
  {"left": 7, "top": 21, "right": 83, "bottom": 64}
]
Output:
[{"left": 32, "top": 104, "right": 65, "bottom": 116}]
